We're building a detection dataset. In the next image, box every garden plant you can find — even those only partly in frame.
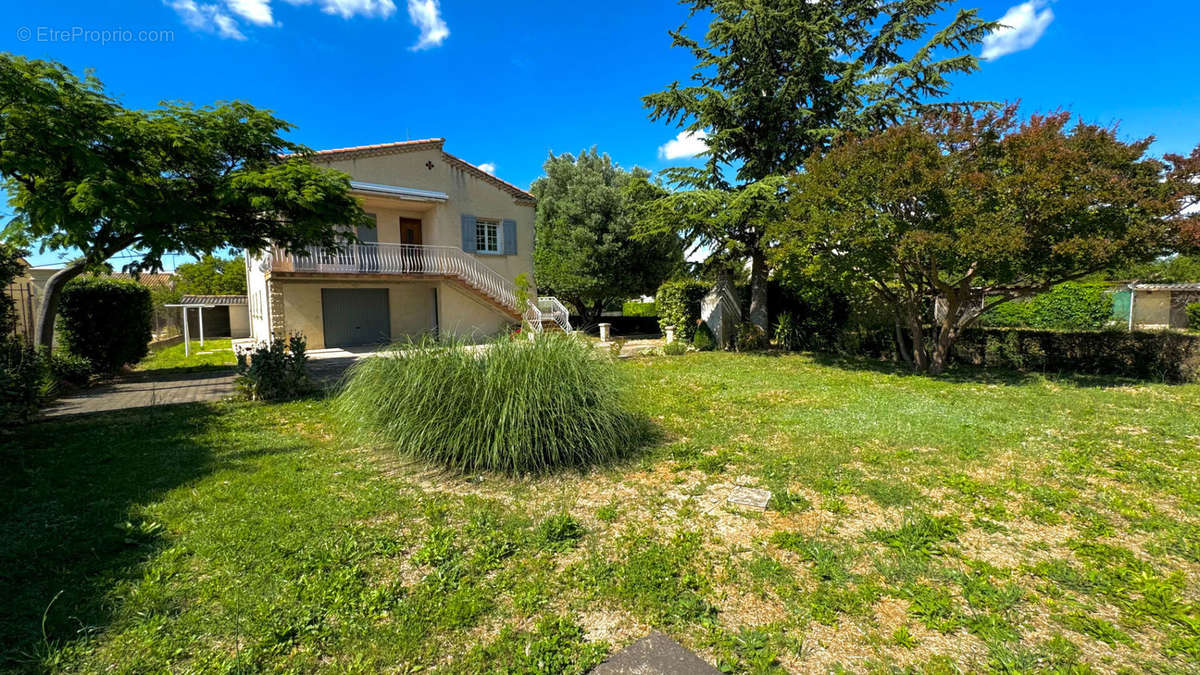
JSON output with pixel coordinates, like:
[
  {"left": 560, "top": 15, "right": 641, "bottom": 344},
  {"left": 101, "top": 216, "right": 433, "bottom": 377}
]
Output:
[{"left": 335, "top": 333, "right": 647, "bottom": 474}]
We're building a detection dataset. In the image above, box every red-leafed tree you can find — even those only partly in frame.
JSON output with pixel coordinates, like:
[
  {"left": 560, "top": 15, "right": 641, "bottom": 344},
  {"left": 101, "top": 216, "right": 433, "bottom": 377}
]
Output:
[{"left": 774, "top": 106, "right": 1200, "bottom": 373}]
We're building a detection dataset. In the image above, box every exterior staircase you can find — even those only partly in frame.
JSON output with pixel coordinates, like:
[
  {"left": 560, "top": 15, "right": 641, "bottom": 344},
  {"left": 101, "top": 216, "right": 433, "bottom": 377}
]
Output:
[{"left": 264, "top": 242, "right": 572, "bottom": 333}]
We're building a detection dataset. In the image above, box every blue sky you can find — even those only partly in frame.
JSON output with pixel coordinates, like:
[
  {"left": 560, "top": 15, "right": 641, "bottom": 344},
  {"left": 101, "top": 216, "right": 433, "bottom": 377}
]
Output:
[{"left": 5, "top": 0, "right": 1200, "bottom": 268}]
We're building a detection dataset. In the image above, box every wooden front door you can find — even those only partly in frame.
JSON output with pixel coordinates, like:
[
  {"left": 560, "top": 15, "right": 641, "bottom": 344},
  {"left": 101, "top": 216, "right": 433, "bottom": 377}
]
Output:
[{"left": 399, "top": 218, "right": 423, "bottom": 245}]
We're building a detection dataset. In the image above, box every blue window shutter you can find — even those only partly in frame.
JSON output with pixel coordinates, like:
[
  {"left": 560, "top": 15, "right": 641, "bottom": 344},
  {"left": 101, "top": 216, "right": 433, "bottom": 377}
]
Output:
[
  {"left": 461, "top": 215, "right": 477, "bottom": 253},
  {"left": 502, "top": 219, "right": 517, "bottom": 255}
]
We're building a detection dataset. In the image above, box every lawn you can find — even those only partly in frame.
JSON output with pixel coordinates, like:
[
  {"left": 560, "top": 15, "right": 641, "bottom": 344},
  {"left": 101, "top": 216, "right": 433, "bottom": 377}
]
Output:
[
  {"left": 3, "top": 352, "right": 1199, "bottom": 672},
  {"left": 135, "top": 338, "right": 237, "bottom": 373}
]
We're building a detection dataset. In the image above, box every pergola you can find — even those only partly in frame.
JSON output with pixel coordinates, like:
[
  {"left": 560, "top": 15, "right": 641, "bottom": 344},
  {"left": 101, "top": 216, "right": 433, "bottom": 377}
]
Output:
[{"left": 163, "top": 295, "right": 248, "bottom": 357}]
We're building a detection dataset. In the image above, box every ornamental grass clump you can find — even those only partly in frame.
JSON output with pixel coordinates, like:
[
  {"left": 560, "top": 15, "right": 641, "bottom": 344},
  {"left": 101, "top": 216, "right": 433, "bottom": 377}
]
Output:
[{"left": 335, "top": 333, "right": 647, "bottom": 474}]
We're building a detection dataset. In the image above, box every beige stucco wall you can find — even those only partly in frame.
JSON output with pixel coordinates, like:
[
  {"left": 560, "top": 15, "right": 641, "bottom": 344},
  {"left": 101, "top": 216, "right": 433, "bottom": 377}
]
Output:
[
  {"left": 314, "top": 148, "right": 536, "bottom": 291},
  {"left": 277, "top": 279, "right": 439, "bottom": 349},
  {"left": 1133, "top": 290, "right": 1172, "bottom": 328},
  {"left": 436, "top": 281, "right": 511, "bottom": 340},
  {"left": 229, "top": 304, "right": 250, "bottom": 338}
]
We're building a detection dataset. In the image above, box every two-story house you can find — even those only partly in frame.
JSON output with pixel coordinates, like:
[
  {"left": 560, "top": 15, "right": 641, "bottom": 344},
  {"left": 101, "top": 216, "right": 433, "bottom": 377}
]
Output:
[{"left": 245, "top": 138, "right": 568, "bottom": 349}]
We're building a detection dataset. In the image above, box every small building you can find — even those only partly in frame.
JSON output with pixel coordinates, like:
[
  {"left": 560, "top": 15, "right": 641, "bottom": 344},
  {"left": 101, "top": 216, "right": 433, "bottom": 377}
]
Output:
[
  {"left": 169, "top": 295, "right": 251, "bottom": 339},
  {"left": 700, "top": 277, "right": 742, "bottom": 348},
  {"left": 1112, "top": 283, "right": 1200, "bottom": 330}
]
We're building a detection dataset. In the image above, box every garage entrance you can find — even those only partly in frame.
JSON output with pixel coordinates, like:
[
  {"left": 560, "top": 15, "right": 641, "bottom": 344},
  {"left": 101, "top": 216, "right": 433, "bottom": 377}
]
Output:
[{"left": 321, "top": 288, "right": 391, "bottom": 347}]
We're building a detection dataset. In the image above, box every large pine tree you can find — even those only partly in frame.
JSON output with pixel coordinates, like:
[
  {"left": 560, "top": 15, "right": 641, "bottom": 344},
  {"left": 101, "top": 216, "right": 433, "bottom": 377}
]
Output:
[{"left": 642, "top": 0, "right": 997, "bottom": 329}]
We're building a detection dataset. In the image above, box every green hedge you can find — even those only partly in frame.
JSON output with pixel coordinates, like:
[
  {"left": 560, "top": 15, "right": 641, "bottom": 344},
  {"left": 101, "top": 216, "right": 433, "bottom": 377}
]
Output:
[
  {"left": 982, "top": 282, "right": 1115, "bottom": 330},
  {"left": 952, "top": 328, "right": 1200, "bottom": 383},
  {"left": 1188, "top": 303, "right": 1200, "bottom": 332},
  {"left": 57, "top": 277, "right": 153, "bottom": 374},
  {"left": 621, "top": 300, "right": 657, "bottom": 317},
  {"left": 655, "top": 280, "right": 708, "bottom": 342}
]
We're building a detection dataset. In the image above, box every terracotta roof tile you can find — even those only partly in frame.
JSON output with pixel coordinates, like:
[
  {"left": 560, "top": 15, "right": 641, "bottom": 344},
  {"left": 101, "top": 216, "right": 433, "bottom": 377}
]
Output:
[{"left": 108, "top": 272, "right": 176, "bottom": 290}]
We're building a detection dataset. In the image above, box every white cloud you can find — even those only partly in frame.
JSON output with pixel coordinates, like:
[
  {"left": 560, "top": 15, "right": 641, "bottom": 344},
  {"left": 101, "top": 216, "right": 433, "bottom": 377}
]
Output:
[
  {"left": 407, "top": 0, "right": 448, "bottom": 50},
  {"left": 981, "top": 1, "right": 1054, "bottom": 60},
  {"left": 478, "top": 162, "right": 497, "bottom": 175},
  {"left": 167, "top": 0, "right": 402, "bottom": 40},
  {"left": 167, "top": 0, "right": 246, "bottom": 40},
  {"left": 287, "top": 0, "right": 396, "bottom": 20},
  {"left": 658, "top": 130, "right": 708, "bottom": 160},
  {"left": 227, "top": 0, "right": 274, "bottom": 25}
]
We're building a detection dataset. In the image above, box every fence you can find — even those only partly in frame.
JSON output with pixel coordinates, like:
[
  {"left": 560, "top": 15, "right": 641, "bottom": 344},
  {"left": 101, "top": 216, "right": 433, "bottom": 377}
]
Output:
[{"left": 4, "top": 280, "right": 35, "bottom": 345}]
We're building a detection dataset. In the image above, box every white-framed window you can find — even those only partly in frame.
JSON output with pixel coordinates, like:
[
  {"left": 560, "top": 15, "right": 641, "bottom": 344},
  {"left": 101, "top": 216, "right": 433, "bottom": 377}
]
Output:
[{"left": 475, "top": 218, "right": 501, "bottom": 253}]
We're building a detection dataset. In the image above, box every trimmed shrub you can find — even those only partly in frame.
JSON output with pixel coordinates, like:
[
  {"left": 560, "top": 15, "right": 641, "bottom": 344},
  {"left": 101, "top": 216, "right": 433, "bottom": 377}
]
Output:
[
  {"left": 662, "top": 340, "right": 689, "bottom": 356},
  {"left": 1, "top": 336, "right": 52, "bottom": 424},
  {"left": 235, "top": 334, "right": 313, "bottom": 401},
  {"left": 692, "top": 321, "right": 716, "bottom": 351},
  {"left": 1188, "top": 303, "right": 1200, "bottom": 332},
  {"left": 953, "top": 328, "right": 1200, "bottom": 383},
  {"left": 621, "top": 300, "right": 657, "bottom": 317},
  {"left": 656, "top": 280, "right": 708, "bottom": 341},
  {"left": 49, "top": 351, "right": 93, "bottom": 388},
  {"left": 334, "top": 333, "right": 647, "bottom": 474},
  {"left": 983, "top": 282, "right": 1114, "bottom": 330},
  {"left": 734, "top": 322, "right": 768, "bottom": 352},
  {"left": 774, "top": 312, "right": 802, "bottom": 351},
  {"left": 57, "top": 277, "right": 152, "bottom": 373}
]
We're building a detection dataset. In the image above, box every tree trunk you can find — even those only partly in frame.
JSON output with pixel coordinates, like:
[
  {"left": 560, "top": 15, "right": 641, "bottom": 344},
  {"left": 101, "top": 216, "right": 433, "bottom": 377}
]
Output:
[
  {"left": 905, "top": 311, "right": 929, "bottom": 373},
  {"left": 748, "top": 246, "right": 769, "bottom": 332},
  {"left": 929, "top": 326, "right": 955, "bottom": 375},
  {"left": 33, "top": 260, "right": 89, "bottom": 353},
  {"left": 894, "top": 316, "right": 912, "bottom": 365},
  {"left": 929, "top": 292, "right": 965, "bottom": 375},
  {"left": 586, "top": 301, "right": 606, "bottom": 330}
]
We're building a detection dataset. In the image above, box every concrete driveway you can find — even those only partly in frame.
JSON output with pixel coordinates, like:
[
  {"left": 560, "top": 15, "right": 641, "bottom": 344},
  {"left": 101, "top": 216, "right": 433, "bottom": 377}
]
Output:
[{"left": 41, "top": 351, "right": 364, "bottom": 418}]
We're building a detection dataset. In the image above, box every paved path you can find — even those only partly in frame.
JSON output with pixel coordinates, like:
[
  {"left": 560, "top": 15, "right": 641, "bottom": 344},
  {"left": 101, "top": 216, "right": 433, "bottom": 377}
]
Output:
[
  {"left": 592, "top": 632, "right": 720, "bottom": 674},
  {"left": 42, "top": 355, "right": 360, "bottom": 418}
]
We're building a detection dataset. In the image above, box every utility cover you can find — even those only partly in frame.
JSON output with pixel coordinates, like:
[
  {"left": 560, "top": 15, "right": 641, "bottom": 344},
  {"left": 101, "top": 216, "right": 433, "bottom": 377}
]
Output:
[{"left": 727, "top": 486, "right": 772, "bottom": 510}]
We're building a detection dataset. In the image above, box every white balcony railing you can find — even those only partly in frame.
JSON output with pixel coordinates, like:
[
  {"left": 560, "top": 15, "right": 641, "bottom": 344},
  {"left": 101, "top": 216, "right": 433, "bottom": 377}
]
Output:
[{"left": 265, "top": 242, "right": 564, "bottom": 332}]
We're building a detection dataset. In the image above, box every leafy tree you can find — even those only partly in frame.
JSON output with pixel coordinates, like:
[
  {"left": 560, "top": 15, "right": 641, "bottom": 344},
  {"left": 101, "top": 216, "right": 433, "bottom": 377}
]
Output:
[
  {"left": 175, "top": 253, "right": 247, "bottom": 295},
  {"left": 776, "top": 108, "right": 1199, "bottom": 373},
  {"left": 641, "top": 0, "right": 997, "bottom": 329},
  {"left": 532, "top": 149, "right": 683, "bottom": 326},
  {"left": 1114, "top": 255, "right": 1200, "bottom": 283},
  {"left": 0, "top": 54, "right": 372, "bottom": 351}
]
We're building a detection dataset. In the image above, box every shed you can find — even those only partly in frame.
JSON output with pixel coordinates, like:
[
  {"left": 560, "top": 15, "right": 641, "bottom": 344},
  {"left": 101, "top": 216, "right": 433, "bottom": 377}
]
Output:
[
  {"left": 1112, "top": 283, "right": 1200, "bottom": 330},
  {"left": 700, "top": 278, "right": 742, "bottom": 348},
  {"left": 164, "top": 296, "right": 250, "bottom": 355}
]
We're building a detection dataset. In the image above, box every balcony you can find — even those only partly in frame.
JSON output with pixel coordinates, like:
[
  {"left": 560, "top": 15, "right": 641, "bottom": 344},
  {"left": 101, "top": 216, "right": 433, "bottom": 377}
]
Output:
[{"left": 262, "top": 242, "right": 571, "bottom": 332}]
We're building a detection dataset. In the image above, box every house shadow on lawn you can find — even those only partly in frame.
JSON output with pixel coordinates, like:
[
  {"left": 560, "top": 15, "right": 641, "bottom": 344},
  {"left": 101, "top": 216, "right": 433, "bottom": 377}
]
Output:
[{"left": 0, "top": 404, "right": 261, "bottom": 668}]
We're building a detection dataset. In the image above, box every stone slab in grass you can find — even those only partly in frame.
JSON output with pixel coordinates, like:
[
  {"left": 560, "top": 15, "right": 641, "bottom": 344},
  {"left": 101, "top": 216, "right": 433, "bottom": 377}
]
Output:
[
  {"left": 592, "top": 631, "right": 720, "bottom": 674},
  {"left": 727, "top": 485, "right": 772, "bottom": 510}
]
